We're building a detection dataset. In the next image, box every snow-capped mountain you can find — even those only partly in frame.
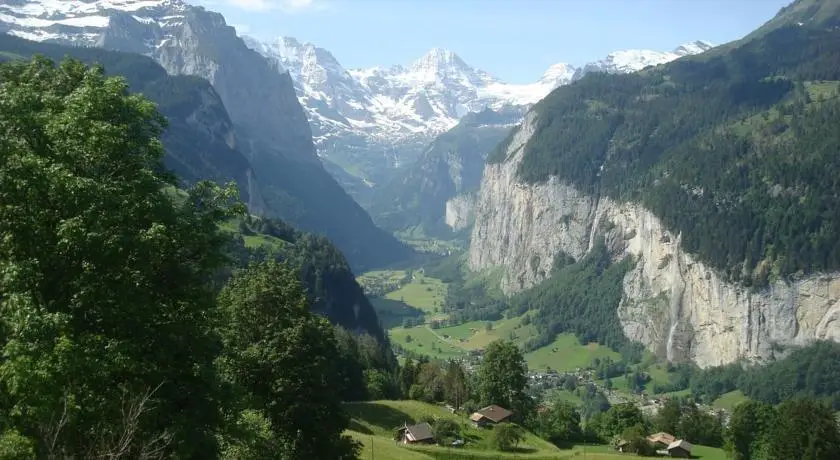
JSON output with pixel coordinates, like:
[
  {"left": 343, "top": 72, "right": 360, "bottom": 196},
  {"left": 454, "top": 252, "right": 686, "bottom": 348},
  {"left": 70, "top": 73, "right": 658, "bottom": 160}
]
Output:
[
  {"left": 573, "top": 40, "right": 715, "bottom": 79},
  {"left": 0, "top": 0, "right": 413, "bottom": 269},
  {"left": 242, "top": 35, "right": 714, "bottom": 189}
]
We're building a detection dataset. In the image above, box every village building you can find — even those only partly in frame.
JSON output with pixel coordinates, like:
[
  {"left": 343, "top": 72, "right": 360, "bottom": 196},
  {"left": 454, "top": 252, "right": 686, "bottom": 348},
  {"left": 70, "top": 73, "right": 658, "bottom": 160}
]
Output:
[
  {"left": 470, "top": 405, "right": 513, "bottom": 427},
  {"left": 397, "top": 422, "right": 435, "bottom": 444},
  {"left": 667, "top": 439, "right": 693, "bottom": 458},
  {"left": 646, "top": 432, "right": 677, "bottom": 449}
]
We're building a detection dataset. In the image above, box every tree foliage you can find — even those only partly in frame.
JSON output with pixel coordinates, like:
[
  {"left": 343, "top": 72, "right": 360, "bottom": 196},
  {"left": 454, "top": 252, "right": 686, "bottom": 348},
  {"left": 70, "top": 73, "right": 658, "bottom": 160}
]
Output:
[
  {"left": 478, "top": 340, "right": 533, "bottom": 420},
  {"left": 216, "top": 261, "right": 359, "bottom": 459},
  {"left": 0, "top": 56, "right": 241, "bottom": 458}
]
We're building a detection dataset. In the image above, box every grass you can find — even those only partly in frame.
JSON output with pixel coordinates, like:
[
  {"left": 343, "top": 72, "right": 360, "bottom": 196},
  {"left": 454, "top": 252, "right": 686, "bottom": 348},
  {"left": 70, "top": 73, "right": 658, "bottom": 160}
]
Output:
[
  {"left": 525, "top": 334, "right": 621, "bottom": 372},
  {"left": 712, "top": 390, "right": 749, "bottom": 411},
  {"left": 383, "top": 273, "right": 447, "bottom": 313},
  {"left": 389, "top": 325, "right": 467, "bottom": 360},
  {"left": 344, "top": 400, "right": 728, "bottom": 460},
  {"left": 805, "top": 80, "right": 840, "bottom": 100}
]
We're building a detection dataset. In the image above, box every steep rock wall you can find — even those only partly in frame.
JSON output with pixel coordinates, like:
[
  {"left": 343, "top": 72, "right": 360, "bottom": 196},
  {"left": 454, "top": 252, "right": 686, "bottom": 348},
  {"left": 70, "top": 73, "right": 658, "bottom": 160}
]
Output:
[{"left": 468, "top": 113, "right": 840, "bottom": 367}]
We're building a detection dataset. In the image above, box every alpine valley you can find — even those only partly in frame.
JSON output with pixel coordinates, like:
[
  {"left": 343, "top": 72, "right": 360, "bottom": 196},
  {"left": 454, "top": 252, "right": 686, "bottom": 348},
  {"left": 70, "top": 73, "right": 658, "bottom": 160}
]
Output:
[{"left": 5, "top": 0, "right": 840, "bottom": 457}]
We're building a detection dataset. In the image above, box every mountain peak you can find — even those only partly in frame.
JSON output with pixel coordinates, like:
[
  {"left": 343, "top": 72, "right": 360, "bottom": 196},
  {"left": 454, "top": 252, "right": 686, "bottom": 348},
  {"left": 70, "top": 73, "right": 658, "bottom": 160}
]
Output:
[
  {"left": 673, "top": 40, "right": 715, "bottom": 56},
  {"left": 411, "top": 47, "right": 468, "bottom": 71}
]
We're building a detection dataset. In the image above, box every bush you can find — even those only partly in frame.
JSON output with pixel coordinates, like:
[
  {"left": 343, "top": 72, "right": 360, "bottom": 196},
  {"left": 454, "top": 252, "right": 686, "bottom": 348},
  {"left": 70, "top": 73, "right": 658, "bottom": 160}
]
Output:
[
  {"left": 433, "top": 419, "right": 461, "bottom": 445},
  {"left": 492, "top": 423, "right": 524, "bottom": 452},
  {"left": 0, "top": 431, "right": 35, "bottom": 460}
]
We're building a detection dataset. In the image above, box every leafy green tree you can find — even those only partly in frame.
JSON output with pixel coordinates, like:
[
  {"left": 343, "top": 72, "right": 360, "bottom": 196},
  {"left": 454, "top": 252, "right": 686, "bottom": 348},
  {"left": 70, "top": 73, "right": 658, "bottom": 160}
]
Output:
[
  {"left": 410, "top": 362, "right": 445, "bottom": 402},
  {"left": 597, "top": 403, "right": 648, "bottom": 439},
  {"left": 677, "top": 402, "right": 723, "bottom": 447},
  {"left": 620, "top": 424, "right": 656, "bottom": 457},
  {"left": 766, "top": 398, "right": 840, "bottom": 460},
  {"left": 444, "top": 360, "right": 470, "bottom": 411},
  {"left": 724, "top": 401, "right": 776, "bottom": 460},
  {"left": 492, "top": 423, "right": 524, "bottom": 452},
  {"left": 534, "top": 398, "right": 583, "bottom": 446},
  {"left": 654, "top": 397, "right": 682, "bottom": 435},
  {"left": 479, "top": 340, "right": 533, "bottom": 419},
  {"left": 432, "top": 419, "right": 460, "bottom": 445},
  {"left": 364, "top": 369, "right": 397, "bottom": 400},
  {"left": 0, "top": 56, "right": 239, "bottom": 458},
  {"left": 216, "top": 261, "right": 359, "bottom": 459}
]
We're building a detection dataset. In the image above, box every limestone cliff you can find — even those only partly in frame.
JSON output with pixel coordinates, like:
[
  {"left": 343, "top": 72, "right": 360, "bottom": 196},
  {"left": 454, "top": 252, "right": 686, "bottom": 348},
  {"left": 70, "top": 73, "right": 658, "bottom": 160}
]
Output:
[
  {"left": 444, "top": 193, "right": 475, "bottom": 231},
  {"left": 468, "top": 113, "right": 840, "bottom": 368}
]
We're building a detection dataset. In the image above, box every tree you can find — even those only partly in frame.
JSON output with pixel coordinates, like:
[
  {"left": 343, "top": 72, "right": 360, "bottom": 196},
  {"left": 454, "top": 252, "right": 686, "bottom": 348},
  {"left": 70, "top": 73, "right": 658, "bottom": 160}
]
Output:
[
  {"left": 654, "top": 397, "right": 682, "bottom": 435},
  {"left": 766, "top": 398, "right": 840, "bottom": 460},
  {"left": 0, "top": 56, "right": 239, "bottom": 458},
  {"left": 492, "top": 423, "right": 524, "bottom": 452},
  {"left": 216, "top": 261, "right": 359, "bottom": 459},
  {"left": 534, "top": 398, "right": 583, "bottom": 447},
  {"left": 620, "top": 424, "right": 656, "bottom": 456},
  {"left": 597, "top": 403, "right": 647, "bottom": 439},
  {"left": 432, "top": 419, "right": 460, "bottom": 445},
  {"left": 478, "top": 340, "right": 533, "bottom": 419},
  {"left": 677, "top": 402, "right": 723, "bottom": 447},
  {"left": 724, "top": 401, "right": 776, "bottom": 460},
  {"left": 410, "top": 362, "right": 445, "bottom": 402},
  {"left": 444, "top": 360, "right": 470, "bottom": 411},
  {"left": 398, "top": 358, "right": 418, "bottom": 398}
]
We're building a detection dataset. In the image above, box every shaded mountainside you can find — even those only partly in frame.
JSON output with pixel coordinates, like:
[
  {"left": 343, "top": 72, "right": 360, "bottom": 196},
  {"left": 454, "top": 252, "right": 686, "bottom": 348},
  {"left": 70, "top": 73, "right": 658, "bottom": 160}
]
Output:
[
  {"left": 0, "top": 34, "right": 259, "bottom": 207},
  {"left": 470, "top": 1, "right": 840, "bottom": 366},
  {"left": 0, "top": 0, "right": 411, "bottom": 271},
  {"left": 370, "top": 108, "right": 523, "bottom": 238},
  {"left": 222, "top": 216, "right": 391, "bottom": 344}
]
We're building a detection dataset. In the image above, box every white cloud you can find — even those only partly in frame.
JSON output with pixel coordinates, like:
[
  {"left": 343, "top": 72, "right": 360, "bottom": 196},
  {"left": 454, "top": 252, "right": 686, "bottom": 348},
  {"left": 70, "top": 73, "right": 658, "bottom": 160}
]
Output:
[
  {"left": 221, "top": 0, "right": 327, "bottom": 12},
  {"left": 230, "top": 23, "right": 251, "bottom": 35}
]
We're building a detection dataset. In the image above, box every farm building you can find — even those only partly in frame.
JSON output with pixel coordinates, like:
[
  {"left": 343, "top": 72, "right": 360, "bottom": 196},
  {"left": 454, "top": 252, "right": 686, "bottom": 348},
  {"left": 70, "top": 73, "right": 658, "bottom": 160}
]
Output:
[
  {"left": 397, "top": 422, "right": 434, "bottom": 444},
  {"left": 667, "top": 439, "right": 692, "bottom": 458},
  {"left": 647, "top": 432, "right": 677, "bottom": 449},
  {"left": 470, "top": 405, "right": 513, "bottom": 427}
]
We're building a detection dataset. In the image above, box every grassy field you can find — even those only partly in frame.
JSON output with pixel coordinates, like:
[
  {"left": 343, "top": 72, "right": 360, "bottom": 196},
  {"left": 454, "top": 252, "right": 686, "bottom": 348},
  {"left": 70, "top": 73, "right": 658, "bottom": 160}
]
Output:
[
  {"left": 712, "top": 390, "right": 749, "bottom": 411},
  {"left": 383, "top": 273, "right": 447, "bottom": 313},
  {"left": 344, "top": 400, "right": 727, "bottom": 460},
  {"left": 388, "top": 325, "right": 467, "bottom": 359},
  {"left": 525, "top": 334, "right": 621, "bottom": 372}
]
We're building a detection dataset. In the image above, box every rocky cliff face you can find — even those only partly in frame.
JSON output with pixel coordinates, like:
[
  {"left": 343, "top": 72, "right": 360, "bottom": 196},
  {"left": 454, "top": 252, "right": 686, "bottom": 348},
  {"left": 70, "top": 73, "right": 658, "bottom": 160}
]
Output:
[
  {"left": 469, "top": 113, "right": 840, "bottom": 367},
  {"left": 444, "top": 194, "right": 475, "bottom": 231}
]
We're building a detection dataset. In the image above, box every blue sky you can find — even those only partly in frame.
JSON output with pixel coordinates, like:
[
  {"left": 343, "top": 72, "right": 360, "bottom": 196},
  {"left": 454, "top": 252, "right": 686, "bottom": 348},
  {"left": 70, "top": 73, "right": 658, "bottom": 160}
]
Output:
[{"left": 194, "top": 0, "right": 792, "bottom": 83}]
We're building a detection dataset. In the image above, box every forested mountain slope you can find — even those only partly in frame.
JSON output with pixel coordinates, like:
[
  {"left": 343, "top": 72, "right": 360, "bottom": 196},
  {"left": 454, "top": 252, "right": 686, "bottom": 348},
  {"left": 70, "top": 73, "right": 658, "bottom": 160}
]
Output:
[
  {"left": 222, "top": 215, "right": 392, "bottom": 345},
  {"left": 469, "top": 0, "right": 840, "bottom": 367}
]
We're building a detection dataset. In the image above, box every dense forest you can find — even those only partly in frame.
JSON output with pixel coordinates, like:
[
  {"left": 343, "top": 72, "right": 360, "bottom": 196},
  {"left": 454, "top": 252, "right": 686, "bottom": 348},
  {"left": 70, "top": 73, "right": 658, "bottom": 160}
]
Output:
[{"left": 489, "top": 24, "right": 840, "bottom": 286}]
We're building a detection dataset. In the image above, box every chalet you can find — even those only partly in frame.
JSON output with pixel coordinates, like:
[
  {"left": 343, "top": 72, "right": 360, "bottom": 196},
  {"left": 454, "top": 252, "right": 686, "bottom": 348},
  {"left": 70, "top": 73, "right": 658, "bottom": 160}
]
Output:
[
  {"left": 667, "top": 439, "right": 692, "bottom": 458},
  {"left": 470, "top": 405, "right": 513, "bottom": 427},
  {"left": 397, "top": 422, "right": 434, "bottom": 444},
  {"left": 615, "top": 439, "right": 630, "bottom": 453},
  {"left": 646, "top": 432, "right": 677, "bottom": 449}
]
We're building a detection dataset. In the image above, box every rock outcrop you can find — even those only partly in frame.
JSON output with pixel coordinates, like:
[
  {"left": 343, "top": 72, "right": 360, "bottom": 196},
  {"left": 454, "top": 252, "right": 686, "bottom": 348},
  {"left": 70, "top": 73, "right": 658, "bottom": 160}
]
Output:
[
  {"left": 444, "top": 194, "right": 475, "bottom": 231},
  {"left": 468, "top": 112, "right": 840, "bottom": 368}
]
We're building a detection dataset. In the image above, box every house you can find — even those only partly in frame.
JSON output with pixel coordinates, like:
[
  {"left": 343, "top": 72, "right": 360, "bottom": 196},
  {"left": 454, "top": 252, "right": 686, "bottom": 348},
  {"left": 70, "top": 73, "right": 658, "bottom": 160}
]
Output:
[
  {"left": 667, "top": 439, "right": 692, "bottom": 458},
  {"left": 470, "top": 405, "right": 513, "bottom": 427},
  {"left": 397, "top": 422, "right": 435, "bottom": 444},
  {"left": 615, "top": 439, "right": 630, "bottom": 453},
  {"left": 646, "top": 432, "right": 677, "bottom": 449}
]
